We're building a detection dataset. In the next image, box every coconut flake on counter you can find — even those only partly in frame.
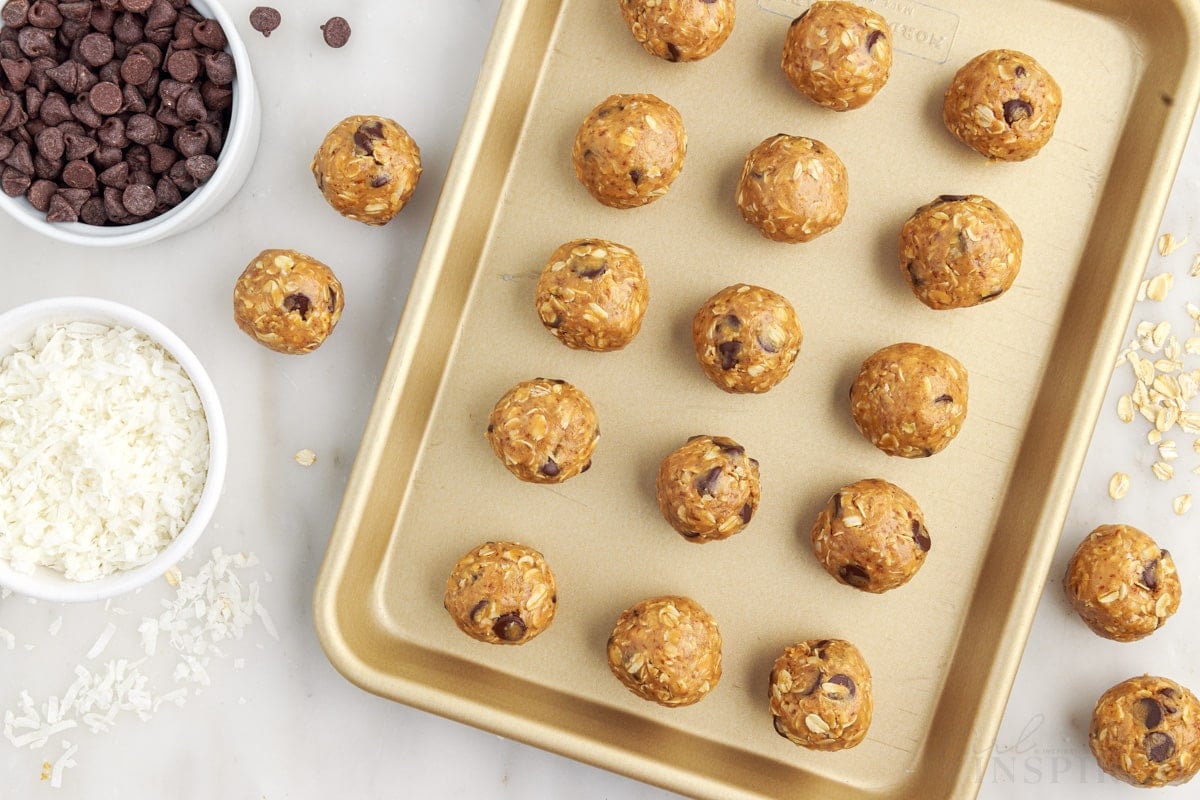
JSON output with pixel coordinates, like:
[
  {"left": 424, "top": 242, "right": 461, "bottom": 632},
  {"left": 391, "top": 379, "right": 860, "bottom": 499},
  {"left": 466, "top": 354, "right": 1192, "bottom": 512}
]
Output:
[{"left": 0, "top": 321, "right": 209, "bottom": 581}]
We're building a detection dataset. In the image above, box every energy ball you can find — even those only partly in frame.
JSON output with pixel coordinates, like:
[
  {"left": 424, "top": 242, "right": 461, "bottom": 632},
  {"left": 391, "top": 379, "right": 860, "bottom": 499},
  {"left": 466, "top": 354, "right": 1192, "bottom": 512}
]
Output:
[
  {"left": 607, "top": 595, "right": 722, "bottom": 707},
  {"left": 1063, "top": 524, "right": 1180, "bottom": 642},
  {"left": 233, "top": 248, "right": 344, "bottom": 355},
  {"left": 736, "top": 134, "right": 848, "bottom": 243},
  {"left": 692, "top": 283, "right": 803, "bottom": 393},
  {"left": 656, "top": 435, "right": 761, "bottom": 543},
  {"left": 572, "top": 93, "right": 686, "bottom": 209},
  {"left": 899, "top": 194, "right": 1024, "bottom": 309},
  {"left": 943, "top": 49, "right": 1062, "bottom": 161},
  {"left": 781, "top": 1, "right": 893, "bottom": 111},
  {"left": 811, "top": 478, "right": 930, "bottom": 593},
  {"left": 769, "top": 639, "right": 873, "bottom": 751},
  {"left": 1090, "top": 675, "right": 1200, "bottom": 788},
  {"left": 535, "top": 238, "right": 649, "bottom": 351},
  {"left": 443, "top": 541, "right": 557, "bottom": 645},
  {"left": 311, "top": 115, "right": 422, "bottom": 225},
  {"left": 485, "top": 378, "right": 599, "bottom": 483},
  {"left": 618, "top": 0, "right": 736, "bottom": 62},
  {"left": 850, "top": 342, "right": 968, "bottom": 458}
]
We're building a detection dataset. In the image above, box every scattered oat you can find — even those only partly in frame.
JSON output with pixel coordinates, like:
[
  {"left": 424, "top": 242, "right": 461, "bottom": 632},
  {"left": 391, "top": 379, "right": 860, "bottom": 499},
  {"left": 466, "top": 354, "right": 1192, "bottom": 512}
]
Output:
[
  {"left": 1117, "top": 395, "right": 1134, "bottom": 423},
  {"left": 1173, "top": 494, "right": 1192, "bottom": 515},
  {"left": 1152, "top": 461, "right": 1174, "bottom": 481},
  {"left": 164, "top": 565, "right": 182, "bottom": 587},
  {"left": 1108, "top": 472, "right": 1130, "bottom": 500},
  {"left": 1159, "top": 232, "right": 1185, "bottom": 256},
  {"left": 1192, "top": 254, "right": 1200, "bottom": 277},
  {"left": 294, "top": 449, "right": 317, "bottom": 467},
  {"left": 1146, "top": 272, "right": 1175, "bottom": 302},
  {"left": 1158, "top": 440, "right": 1179, "bottom": 461}
]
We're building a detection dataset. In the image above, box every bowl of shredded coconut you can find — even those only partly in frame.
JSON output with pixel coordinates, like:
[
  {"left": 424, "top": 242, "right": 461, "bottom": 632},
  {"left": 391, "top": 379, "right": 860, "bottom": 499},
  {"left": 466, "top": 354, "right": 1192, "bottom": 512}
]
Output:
[{"left": 0, "top": 297, "right": 226, "bottom": 602}]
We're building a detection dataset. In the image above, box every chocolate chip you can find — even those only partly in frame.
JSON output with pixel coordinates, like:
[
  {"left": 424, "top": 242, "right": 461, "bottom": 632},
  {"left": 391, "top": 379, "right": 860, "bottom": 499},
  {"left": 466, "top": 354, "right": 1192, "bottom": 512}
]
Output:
[
  {"left": 249, "top": 6, "right": 281, "bottom": 37},
  {"left": 1145, "top": 732, "right": 1175, "bottom": 763},
  {"left": 283, "top": 293, "right": 311, "bottom": 320},
  {"left": 0, "top": 165, "right": 30, "bottom": 195},
  {"left": 467, "top": 599, "right": 488, "bottom": 620},
  {"left": 58, "top": 186, "right": 89, "bottom": 211},
  {"left": 934, "top": 394, "right": 953, "bottom": 404},
  {"left": 3, "top": 138, "right": 32, "bottom": 173},
  {"left": 60, "top": 157, "right": 93, "bottom": 188},
  {"left": 572, "top": 260, "right": 606, "bottom": 280},
  {"left": 0, "top": 96, "right": 10, "bottom": 126},
  {"left": 16, "top": 26, "right": 53, "bottom": 58},
  {"left": 188, "top": 18, "right": 223, "bottom": 50},
  {"left": 1, "top": 0, "right": 29, "bottom": 28},
  {"left": 175, "top": 87, "right": 205, "bottom": 121},
  {"left": 828, "top": 674, "right": 856, "bottom": 697},
  {"left": 1, "top": 57, "right": 32, "bottom": 90},
  {"left": 33, "top": 123, "right": 62, "bottom": 158},
  {"left": 756, "top": 331, "right": 779, "bottom": 354},
  {"left": 0, "top": 134, "right": 12, "bottom": 160},
  {"left": 320, "top": 16, "right": 351, "bottom": 48},
  {"left": 717, "top": 340, "right": 742, "bottom": 370},
  {"left": 97, "top": 160, "right": 127, "bottom": 187},
  {"left": 96, "top": 116, "right": 127, "bottom": 147},
  {"left": 718, "top": 441, "right": 744, "bottom": 458},
  {"left": 628, "top": 168, "right": 641, "bottom": 185},
  {"left": 92, "top": 144, "right": 122, "bottom": 168},
  {"left": 839, "top": 564, "right": 870, "bottom": 588},
  {"left": 1015, "top": 65, "right": 1027, "bottom": 78},
  {"left": 145, "top": 0, "right": 177, "bottom": 33},
  {"left": 172, "top": 125, "right": 206, "bottom": 157},
  {"left": 121, "top": 181, "right": 154, "bottom": 214},
  {"left": 832, "top": 492, "right": 842, "bottom": 518},
  {"left": 167, "top": 157, "right": 195, "bottom": 190},
  {"left": 665, "top": 43, "right": 680, "bottom": 62},
  {"left": 120, "top": 52, "right": 153, "bottom": 85},
  {"left": 352, "top": 119, "right": 384, "bottom": 156},
  {"left": 936, "top": 194, "right": 968, "bottom": 204},
  {"left": 694, "top": 466, "right": 722, "bottom": 497},
  {"left": 184, "top": 152, "right": 214, "bottom": 181},
  {"left": 89, "top": 6, "right": 116, "bottom": 35},
  {"left": 31, "top": 151, "right": 59, "bottom": 179},
  {"left": 739, "top": 503, "right": 753, "bottom": 523},
  {"left": 166, "top": 49, "right": 199, "bottom": 82},
  {"left": 492, "top": 612, "right": 525, "bottom": 642},
  {"left": 1003, "top": 99, "right": 1033, "bottom": 126},
  {"left": 124, "top": 112, "right": 158, "bottom": 145},
  {"left": 773, "top": 716, "right": 789, "bottom": 738},
  {"left": 153, "top": 173, "right": 178, "bottom": 206},
  {"left": 120, "top": 0, "right": 154, "bottom": 12},
  {"left": 790, "top": 9, "right": 809, "bottom": 25},
  {"left": 147, "top": 141, "right": 177, "bottom": 172},
  {"left": 45, "top": 191, "right": 77, "bottom": 221},
  {"left": 912, "top": 520, "right": 931, "bottom": 552},
  {"left": 78, "top": 32, "right": 114, "bottom": 67},
  {"left": 24, "top": 176, "right": 53, "bottom": 209},
  {"left": 198, "top": 80, "right": 231, "bottom": 111},
  {"left": 540, "top": 459, "right": 560, "bottom": 477},
  {"left": 866, "top": 29, "right": 884, "bottom": 51},
  {"left": 1135, "top": 697, "right": 1164, "bottom": 729},
  {"left": 1141, "top": 560, "right": 1159, "bottom": 591},
  {"left": 44, "top": 61, "right": 78, "bottom": 92},
  {"left": 87, "top": 81, "right": 122, "bottom": 115},
  {"left": 203, "top": 51, "right": 234, "bottom": 86},
  {"left": 113, "top": 12, "right": 143, "bottom": 45},
  {"left": 798, "top": 671, "right": 822, "bottom": 696},
  {"left": 79, "top": 195, "right": 106, "bottom": 224}
]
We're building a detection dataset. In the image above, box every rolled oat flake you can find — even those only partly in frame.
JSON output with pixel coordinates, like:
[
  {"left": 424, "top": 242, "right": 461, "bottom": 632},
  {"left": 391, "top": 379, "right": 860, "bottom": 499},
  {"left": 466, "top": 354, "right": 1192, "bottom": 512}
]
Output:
[{"left": 321, "top": 16, "right": 351, "bottom": 48}]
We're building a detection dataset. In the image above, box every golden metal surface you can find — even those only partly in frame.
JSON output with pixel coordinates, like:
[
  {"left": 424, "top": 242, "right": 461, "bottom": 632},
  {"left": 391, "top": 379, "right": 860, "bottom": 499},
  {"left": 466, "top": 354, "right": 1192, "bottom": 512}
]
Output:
[{"left": 314, "top": 1, "right": 1200, "bottom": 797}]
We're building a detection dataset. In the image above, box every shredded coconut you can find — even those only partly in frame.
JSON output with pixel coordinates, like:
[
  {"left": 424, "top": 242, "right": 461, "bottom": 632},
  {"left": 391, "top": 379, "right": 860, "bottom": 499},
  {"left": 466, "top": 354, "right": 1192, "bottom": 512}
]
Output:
[{"left": 0, "top": 322, "right": 209, "bottom": 580}]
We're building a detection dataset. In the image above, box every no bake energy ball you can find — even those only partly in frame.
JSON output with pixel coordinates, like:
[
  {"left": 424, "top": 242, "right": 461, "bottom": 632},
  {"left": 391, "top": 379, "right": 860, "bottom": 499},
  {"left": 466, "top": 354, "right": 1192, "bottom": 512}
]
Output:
[
  {"left": 736, "top": 134, "right": 848, "bottom": 243},
  {"left": 443, "top": 541, "right": 558, "bottom": 645},
  {"left": 311, "top": 115, "right": 422, "bottom": 225},
  {"left": 572, "top": 93, "right": 686, "bottom": 209},
  {"left": 233, "top": 249, "right": 344, "bottom": 355},
  {"left": 607, "top": 595, "right": 722, "bottom": 707},
  {"left": 656, "top": 435, "right": 761, "bottom": 543},
  {"left": 781, "top": 1, "right": 893, "bottom": 111},
  {"left": 899, "top": 194, "right": 1024, "bottom": 309},
  {"left": 692, "top": 284, "right": 803, "bottom": 393},
  {"left": 1063, "top": 524, "right": 1180, "bottom": 642},
  {"left": 770, "top": 639, "right": 873, "bottom": 751},
  {"left": 618, "top": 0, "right": 736, "bottom": 62},
  {"left": 535, "top": 238, "right": 649, "bottom": 351},
  {"left": 849, "top": 342, "right": 968, "bottom": 458},
  {"left": 811, "top": 478, "right": 930, "bottom": 593},
  {"left": 943, "top": 49, "right": 1062, "bottom": 161},
  {"left": 1090, "top": 675, "right": 1200, "bottom": 788},
  {"left": 485, "top": 378, "right": 600, "bottom": 484}
]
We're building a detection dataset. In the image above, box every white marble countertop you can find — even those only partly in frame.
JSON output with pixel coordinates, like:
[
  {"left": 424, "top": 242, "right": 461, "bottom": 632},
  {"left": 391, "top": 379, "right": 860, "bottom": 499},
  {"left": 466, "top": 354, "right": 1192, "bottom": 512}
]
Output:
[{"left": 2, "top": 2, "right": 1199, "bottom": 797}]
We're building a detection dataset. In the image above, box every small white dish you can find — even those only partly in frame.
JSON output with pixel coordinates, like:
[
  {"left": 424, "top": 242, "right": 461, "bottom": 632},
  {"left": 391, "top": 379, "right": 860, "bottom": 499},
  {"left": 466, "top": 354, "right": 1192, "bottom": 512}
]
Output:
[
  {"left": 0, "top": 297, "right": 227, "bottom": 602},
  {"left": 0, "top": 0, "right": 261, "bottom": 248}
]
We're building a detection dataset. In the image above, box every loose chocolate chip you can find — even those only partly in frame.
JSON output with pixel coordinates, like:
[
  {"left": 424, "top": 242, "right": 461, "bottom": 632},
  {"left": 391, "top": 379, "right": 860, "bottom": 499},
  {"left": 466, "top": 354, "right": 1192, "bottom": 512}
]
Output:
[
  {"left": 26, "top": 0, "right": 60, "bottom": 29},
  {"left": 0, "top": 134, "right": 11, "bottom": 160},
  {"left": 89, "top": 5, "right": 116, "bottom": 34},
  {"left": 171, "top": 16, "right": 198, "bottom": 49},
  {"left": 1, "top": 95, "right": 28, "bottom": 131},
  {"left": 147, "top": 142, "right": 176, "bottom": 172},
  {"left": 44, "top": 60, "right": 78, "bottom": 92},
  {"left": 1002, "top": 98, "right": 1033, "bottom": 126},
  {"left": 92, "top": 144, "right": 121, "bottom": 168},
  {"left": 153, "top": 173, "right": 178, "bottom": 206},
  {"left": 912, "top": 520, "right": 931, "bottom": 552},
  {"left": 0, "top": 165, "right": 30, "bottom": 195},
  {"left": 492, "top": 612, "right": 525, "bottom": 642},
  {"left": 33, "top": 124, "right": 62, "bottom": 158},
  {"left": 0, "top": 96, "right": 10, "bottom": 125},
  {"left": 1135, "top": 697, "right": 1164, "bottom": 729},
  {"left": 124, "top": 112, "right": 158, "bottom": 144},
  {"left": 31, "top": 151, "right": 60, "bottom": 180},
  {"left": 58, "top": 186, "right": 89, "bottom": 212},
  {"left": 120, "top": 52, "right": 153, "bottom": 84},
  {"left": 832, "top": 492, "right": 842, "bottom": 518},
  {"left": 87, "top": 81, "right": 122, "bottom": 115},
  {"left": 199, "top": 80, "right": 231, "bottom": 111},
  {"left": 694, "top": 466, "right": 722, "bottom": 497},
  {"left": 352, "top": 119, "right": 384, "bottom": 156},
  {"left": 121, "top": 83, "right": 147, "bottom": 113},
  {"left": 1141, "top": 560, "right": 1159, "bottom": 591},
  {"left": 112, "top": 12, "right": 143, "bottom": 44},
  {"left": 25, "top": 176, "right": 53, "bottom": 209},
  {"left": 1, "top": 56, "right": 32, "bottom": 89},
  {"left": 828, "top": 674, "right": 857, "bottom": 697},
  {"left": 4, "top": 138, "right": 32, "bottom": 173},
  {"left": 1, "top": 0, "right": 29, "bottom": 28},
  {"left": 121, "top": 0, "right": 154, "bottom": 11},
  {"left": 191, "top": 19, "right": 226, "bottom": 49},
  {"left": 97, "top": 116, "right": 127, "bottom": 147},
  {"left": 283, "top": 292, "right": 311, "bottom": 320},
  {"left": 45, "top": 191, "right": 77, "bottom": 221},
  {"left": 184, "top": 152, "right": 215, "bottom": 181},
  {"left": 166, "top": 49, "right": 199, "bottom": 82},
  {"left": 839, "top": 564, "right": 870, "bottom": 588},
  {"left": 172, "top": 125, "right": 205, "bottom": 157},
  {"left": 175, "top": 87, "right": 205, "bottom": 121},
  {"left": 717, "top": 340, "right": 742, "bottom": 370},
  {"left": 249, "top": 6, "right": 281, "bottom": 37},
  {"left": 17, "top": 26, "right": 55, "bottom": 57},
  {"left": 97, "top": 160, "right": 128, "bottom": 187},
  {"left": 1145, "top": 732, "right": 1175, "bottom": 763},
  {"left": 540, "top": 459, "right": 560, "bottom": 477},
  {"left": 79, "top": 195, "right": 106, "bottom": 225},
  {"left": 1015, "top": 65, "right": 1027, "bottom": 78},
  {"left": 78, "top": 32, "right": 114, "bottom": 67},
  {"left": 167, "top": 157, "right": 195, "bottom": 191},
  {"left": 665, "top": 42, "right": 680, "bottom": 62},
  {"left": 203, "top": 51, "right": 234, "bottom": 86},
  {"left": 628, "top": 168, "right": 642, "bottom": 185},
  {"left": 145, "top": 0, "right": 176, "bottom": 32},
  {"left": 128, "top": 41, "right": 162, "bottom": 69},
  {"left": 934, "top": 394, "right": 953, "bottom": 404},
  {"left": 866, "top": 29, "right": 884, "bottom": 51},
  {"left": 61, "top": 157, "right": 93, "bottom": 188},
  {"left": 739, "top": 503, "right": 753, "bottom": 524},
  {"left": 121, "top": 181, "right": 154, "bottom": 214},
  {"left": 154, "top": 105, "right": 183, "bottom": 128},
  {"left": 320, "top": 16, "right": 351, "bottom": 48}
]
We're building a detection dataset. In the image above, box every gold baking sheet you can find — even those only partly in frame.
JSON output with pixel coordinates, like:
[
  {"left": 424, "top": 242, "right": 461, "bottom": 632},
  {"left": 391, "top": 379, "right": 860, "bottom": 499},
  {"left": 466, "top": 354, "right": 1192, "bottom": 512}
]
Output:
[{"left": 314, "top": 1, "right": 1200, "bottom": 797}]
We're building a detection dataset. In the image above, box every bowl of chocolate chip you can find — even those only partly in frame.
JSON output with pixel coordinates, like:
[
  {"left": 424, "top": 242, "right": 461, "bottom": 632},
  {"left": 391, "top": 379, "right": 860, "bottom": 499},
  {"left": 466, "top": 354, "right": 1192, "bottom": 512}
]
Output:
[{"left": 0, "top": 0, "right": 260, "bottom": 247}]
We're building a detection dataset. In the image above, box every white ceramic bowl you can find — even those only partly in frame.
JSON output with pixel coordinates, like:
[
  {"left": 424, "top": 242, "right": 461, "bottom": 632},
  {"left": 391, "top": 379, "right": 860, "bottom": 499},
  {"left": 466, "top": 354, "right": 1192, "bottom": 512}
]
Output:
[
  {"left": 0, "top": 0, "right": 261, "bottom": 248},
  {"left": 0, "top": 297, "right": 227, "bottom": 602}
]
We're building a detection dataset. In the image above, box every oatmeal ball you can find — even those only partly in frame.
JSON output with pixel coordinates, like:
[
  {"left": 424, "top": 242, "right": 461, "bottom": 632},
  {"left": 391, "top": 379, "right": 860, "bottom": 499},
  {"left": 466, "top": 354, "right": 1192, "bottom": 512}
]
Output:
[
  {"left": 535, "top": 238, "right": 649, "bottom": 351},
  {"left": 485, "top": 379, "right": 599, "bottom": 483},
  {"left": 1063, "top": 524, "right": 1180, "bottom": 642},
  {"left": 850, "top": 342, "right": 968, "bottom": 458},
  {"left": 736, "top": 134, "right": 848, "bottom": 243},
  {"left": 769, "top": 639, "right": 873, "bottom": 751},
  {"left": 572, "top": 93, "right": 687, "bottom": 209},
  {"left": 781, "top": 1, "right": 893, "bottom": 111},
  {"left": 692, "top": 284, "right": 803, "bottom": 393},
  {"left": 656, "top": 435, "right": 761, "bottom": 543},
  {"left": 607, "top": 595, "right": 722, "bottom": 707},
  {"left": 811, "top": 478, "right": 930, "bottom": 593},
  {"left": 618, "top": 0, "right": 735, "bottom": 62},
  {"left": 1090, "top": 675, "right": 1200, "bottom": 787},
  {"left": 311, "top": 115, "right": 422, "bottom": 225},
  {"left": 233, "top": 249, "right": 345, "bottom": 355},
  {"left": 943, "top": 49, "right": 1062, "bottom": 161},
  {"left": 899, "top": 194, "right": 1024, "bottom": 310},
  {"left": 443, "top": 541, "right": 558, "bottom": 645}
]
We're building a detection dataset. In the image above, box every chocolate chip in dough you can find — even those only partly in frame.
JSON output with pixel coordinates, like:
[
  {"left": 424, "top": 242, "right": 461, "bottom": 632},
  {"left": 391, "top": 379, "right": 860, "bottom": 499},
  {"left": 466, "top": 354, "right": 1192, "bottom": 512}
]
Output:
[
  {"left": 1135, "top": 697, "right": 1164, "bottom": 729},
  {"left": 1144, "top": 732, "right": 1175, "bottom": 763},
  {"left": 492, "top": 612, "right": 526, "bottom": 642}
]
